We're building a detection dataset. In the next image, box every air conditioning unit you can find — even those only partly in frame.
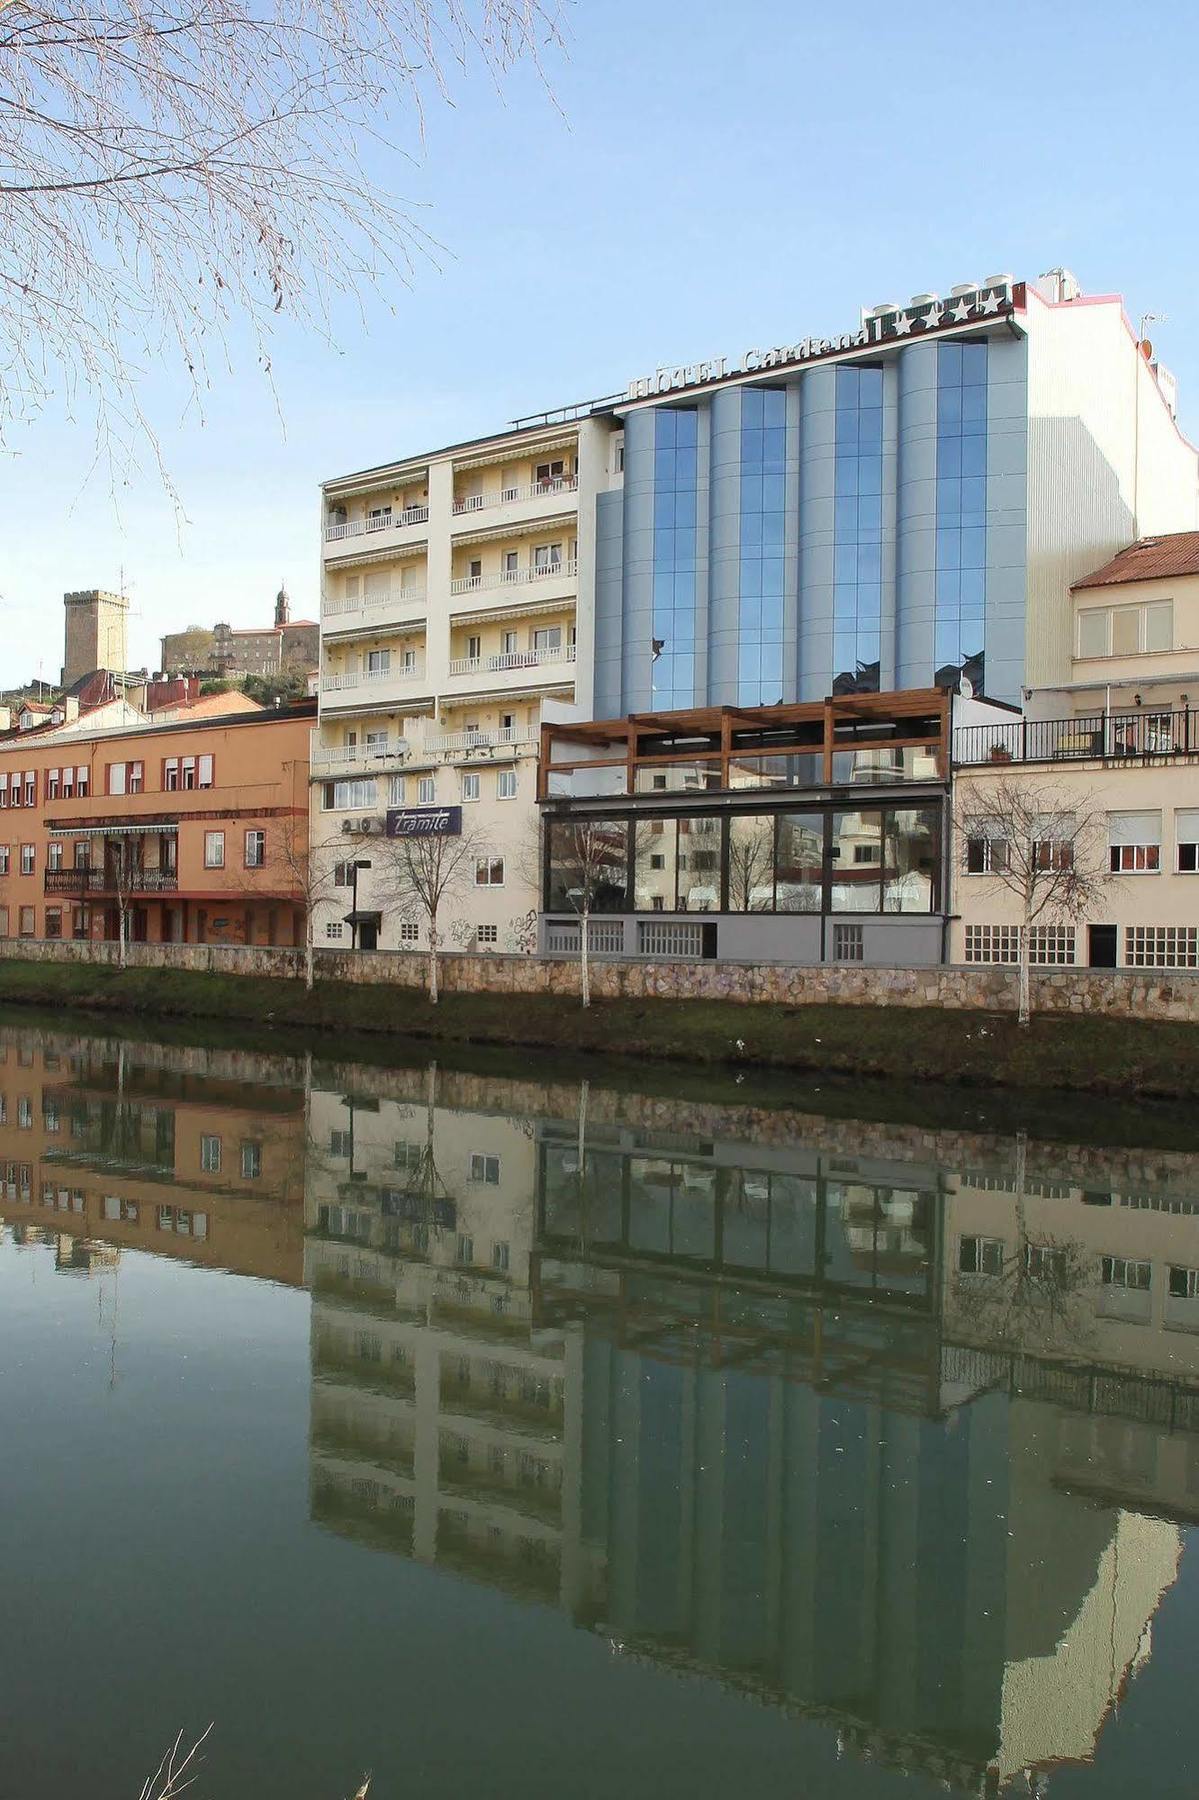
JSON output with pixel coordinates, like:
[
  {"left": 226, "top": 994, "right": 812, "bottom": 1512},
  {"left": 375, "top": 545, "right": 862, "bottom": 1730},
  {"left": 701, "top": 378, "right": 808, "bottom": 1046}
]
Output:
[{"left": 340, "top": 818, "right": 354, "bottom": 835}]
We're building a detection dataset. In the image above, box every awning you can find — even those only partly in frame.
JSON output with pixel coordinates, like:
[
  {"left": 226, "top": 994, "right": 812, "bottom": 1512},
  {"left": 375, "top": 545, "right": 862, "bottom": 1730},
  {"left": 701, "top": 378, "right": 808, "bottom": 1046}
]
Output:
[
  {"left": 343, "top": 910, "right": 382, "bottom": 926},
  {"left": 47, "top": 821, "right": 178, "bottom": 836}
]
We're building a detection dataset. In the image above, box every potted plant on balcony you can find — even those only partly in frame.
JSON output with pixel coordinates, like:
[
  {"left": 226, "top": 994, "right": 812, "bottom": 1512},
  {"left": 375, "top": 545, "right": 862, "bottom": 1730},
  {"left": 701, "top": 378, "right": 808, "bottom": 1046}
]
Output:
[{"left": 989, "top": 743, "right": 1014, "bottom": 764}]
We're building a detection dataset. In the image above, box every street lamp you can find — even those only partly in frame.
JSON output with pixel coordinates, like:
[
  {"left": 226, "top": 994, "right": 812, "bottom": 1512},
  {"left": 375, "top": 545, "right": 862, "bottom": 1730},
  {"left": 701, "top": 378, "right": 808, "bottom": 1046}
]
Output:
[{"left": 349, "top": 858, "right": 372, "bottom": 949}]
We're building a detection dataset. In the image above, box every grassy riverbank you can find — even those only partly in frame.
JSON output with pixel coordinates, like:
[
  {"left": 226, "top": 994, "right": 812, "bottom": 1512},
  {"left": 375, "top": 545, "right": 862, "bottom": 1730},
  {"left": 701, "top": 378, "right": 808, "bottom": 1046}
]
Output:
[{"left": 0, "top": 956, "right": 1196, "bottom": 1099}]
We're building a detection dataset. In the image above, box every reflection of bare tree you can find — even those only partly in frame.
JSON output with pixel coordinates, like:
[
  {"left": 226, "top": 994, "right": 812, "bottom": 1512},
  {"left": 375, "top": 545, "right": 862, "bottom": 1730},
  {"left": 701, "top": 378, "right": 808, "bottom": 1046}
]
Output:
[{"left": 727, "top": 820, "right": 774, "bottom": 911}]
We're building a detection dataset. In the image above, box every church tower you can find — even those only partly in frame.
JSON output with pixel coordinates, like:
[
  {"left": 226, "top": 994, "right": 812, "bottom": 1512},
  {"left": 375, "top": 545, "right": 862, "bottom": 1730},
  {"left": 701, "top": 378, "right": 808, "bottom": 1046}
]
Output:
[{"left": 274, "top": 580, "right": 290, "bottom": 629}]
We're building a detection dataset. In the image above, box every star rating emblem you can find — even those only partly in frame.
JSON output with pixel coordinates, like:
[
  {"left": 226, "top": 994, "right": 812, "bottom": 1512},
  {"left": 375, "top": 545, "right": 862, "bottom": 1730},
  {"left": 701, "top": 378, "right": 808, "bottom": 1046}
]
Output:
[
  {"left": 950, "top": 298, "right": 972, "bottom": 323},
  {"left": 922, "top": 303, "right": 944, "bottom": 330},
  {"left": 892, "top": 312, "right": 914, "bottom": 336},
  {"left": 980, "top": 290, "right": 1002, "bottom": 316}
]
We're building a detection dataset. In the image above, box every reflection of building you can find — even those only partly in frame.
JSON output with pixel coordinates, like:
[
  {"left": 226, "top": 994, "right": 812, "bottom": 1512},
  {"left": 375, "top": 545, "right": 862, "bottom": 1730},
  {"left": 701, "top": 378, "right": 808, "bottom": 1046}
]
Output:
[
  {"left": 0, "top": 1030, "right": 306, "bottom": 1283},
  {"left": 304, "top": 1069, "right": 1197, "bottom": 1797}
]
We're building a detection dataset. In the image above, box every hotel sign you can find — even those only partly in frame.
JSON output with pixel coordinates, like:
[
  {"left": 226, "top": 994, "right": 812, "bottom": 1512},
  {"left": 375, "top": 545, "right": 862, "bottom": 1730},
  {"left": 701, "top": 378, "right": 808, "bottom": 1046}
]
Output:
[
  {"left": 625, "top": 281, "right": 1018, "bottom": 402},
  {"left": 385, "top": 805, "right": 463, "bottom": 838}
]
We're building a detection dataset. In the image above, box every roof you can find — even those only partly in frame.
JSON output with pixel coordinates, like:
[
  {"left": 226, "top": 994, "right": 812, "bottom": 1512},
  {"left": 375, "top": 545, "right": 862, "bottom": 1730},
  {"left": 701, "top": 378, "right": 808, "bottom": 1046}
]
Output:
[
  {"left": 1073, "top": 532, "right": 1199, "bottom": 590},
  {"left": 148, "top": 690, "right": 263, "bottom": 722}
]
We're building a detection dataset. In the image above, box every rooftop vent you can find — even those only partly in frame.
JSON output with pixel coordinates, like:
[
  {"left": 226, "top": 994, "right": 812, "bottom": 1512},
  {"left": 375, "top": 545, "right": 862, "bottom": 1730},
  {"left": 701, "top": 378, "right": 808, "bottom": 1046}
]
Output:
[
  {"left": 910, "top": 293, "right": 940, "bottom": 307},
  {"left": 948, "top": 282, "right": 979, "bottom": 297},
  {"left": 1037, "top": 267, "right": 1081, "bottom": 304},
  {"left": 864, "top": 302, "right": 901, "bottom": 319},
  {"left": 983, "top": 272, "right": 1016, "bottom": 290}
]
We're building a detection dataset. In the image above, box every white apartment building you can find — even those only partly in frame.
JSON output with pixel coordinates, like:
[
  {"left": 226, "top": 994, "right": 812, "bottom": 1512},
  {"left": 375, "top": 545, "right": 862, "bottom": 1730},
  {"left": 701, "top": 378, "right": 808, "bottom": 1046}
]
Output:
[{"left": 312, "top": 414, "right": 622, "bottom": 952}]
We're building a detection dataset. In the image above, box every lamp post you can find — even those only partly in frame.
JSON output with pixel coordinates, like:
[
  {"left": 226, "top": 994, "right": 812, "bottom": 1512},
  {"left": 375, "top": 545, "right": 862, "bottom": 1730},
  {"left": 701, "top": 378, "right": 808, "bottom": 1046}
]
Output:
[{"left": 349, "top": 858, "right": 372, "bottom": 949}]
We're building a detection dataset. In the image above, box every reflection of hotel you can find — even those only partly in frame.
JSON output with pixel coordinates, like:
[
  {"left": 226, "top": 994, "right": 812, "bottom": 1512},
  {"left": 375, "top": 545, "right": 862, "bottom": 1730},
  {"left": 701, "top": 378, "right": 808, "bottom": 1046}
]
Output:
[
  {"left": 0, "top": 1028, "right": 306, "bottom": 1284},
  {"left": 304, "top": 1073, "right": 1198, "bottom": 1796}
]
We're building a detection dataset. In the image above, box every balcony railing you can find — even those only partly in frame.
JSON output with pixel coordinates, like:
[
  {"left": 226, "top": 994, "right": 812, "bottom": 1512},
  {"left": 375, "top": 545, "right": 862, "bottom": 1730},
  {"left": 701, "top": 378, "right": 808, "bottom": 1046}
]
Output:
[
  {"left": 324, "top": 506, "right": 429, "bottom": 543},
  {"left": 451, "top": 476, "right": 579, "bottom": 516},
  {"left": 321, "top": 663, "right": 425, "bottom": 692},
  {"left": 446, "top": 645, "right": 576, "bottom": 678},
  {"left": 449, "top": 558, "right": 578, "bottom": 597},
  {"left": 45, "top": 867, "right": 178, "bottom": 895},
  {"left": 954, "top": 710, "right": 1199, "bottom": 766},
  {"left": 321, "top": 589, "right": 426, "bottom": 619},
  {"left": 311, "top": 738, "right": 407, "bottom": 771},
  {"left": 425, "top": 727, "right": 537, "bottom": 754}
]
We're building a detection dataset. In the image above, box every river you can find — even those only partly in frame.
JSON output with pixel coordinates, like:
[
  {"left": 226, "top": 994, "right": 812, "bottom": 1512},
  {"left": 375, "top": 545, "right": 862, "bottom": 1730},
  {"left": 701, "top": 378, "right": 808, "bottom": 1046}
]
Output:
[{"left": 1, "top": 1012, "right": 1197, "bottom": 1798}]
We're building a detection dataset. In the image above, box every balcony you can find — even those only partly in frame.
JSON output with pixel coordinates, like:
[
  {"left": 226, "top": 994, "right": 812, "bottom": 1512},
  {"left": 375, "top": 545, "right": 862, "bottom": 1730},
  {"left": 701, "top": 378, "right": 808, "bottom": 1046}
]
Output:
[
  {"left": 321, "top": 663, "right": 425, "bottom": 695},
  {"left": 321, "top": 588, "right": 426, "bottom": 622},
  {"left": 324, "top": 506, "right": 428, "bottom": 544},
  {"left": 447, "top": 645, "right": 576, "bottom": 679},
  {"left": 451, "top": 476, "right": 579, "bottom": 521},
  {"left": 311, "top": 737, "right": 407, "bottom": 776},
  {"left": 425, "top": 727, "right": 538, "bottom": 755},
  {"left": 954, "top": 709, "right": 1199, "bottom": 766},
  {"left": 45, "top": 867, "right": 178, "bottom": 895},
  {"left": 449, "top": 558, "right": 578, "bottom": 598}
]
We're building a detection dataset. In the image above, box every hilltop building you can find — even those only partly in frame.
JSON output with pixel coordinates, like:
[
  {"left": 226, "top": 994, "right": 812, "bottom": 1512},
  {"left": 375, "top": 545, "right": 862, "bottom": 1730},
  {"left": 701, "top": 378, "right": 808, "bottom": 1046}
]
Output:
[
  {"left": 62, "top": 588, "right": 129, "bottom": 688},
  {"left": 161, "top": 583, "right": 319, "bottom": 679}
]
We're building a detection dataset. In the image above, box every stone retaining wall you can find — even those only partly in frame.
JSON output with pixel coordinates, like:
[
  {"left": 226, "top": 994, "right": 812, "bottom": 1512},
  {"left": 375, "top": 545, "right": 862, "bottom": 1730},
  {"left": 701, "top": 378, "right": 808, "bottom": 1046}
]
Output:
[{"left": 0, "top": 936, "right": 1197, "bottom": 1021}]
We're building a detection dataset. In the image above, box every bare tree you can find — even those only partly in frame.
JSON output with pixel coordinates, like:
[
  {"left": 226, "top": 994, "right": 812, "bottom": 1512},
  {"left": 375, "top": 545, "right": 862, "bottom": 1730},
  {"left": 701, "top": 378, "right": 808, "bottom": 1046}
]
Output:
[
  {"left": 955, "top": 776, "right": 1110, "bottom": 1026},
  {"left": 375, "top": 824, "right": 492, "bottom": 1002},
  {"left": 546, "top": 817, "right": 630, "bottom": 1008},
  {"left": 137, "top": 1724, "right": 213, "bottom": 1800},
  {"left": 0, "top": 0, "right": 562, "bottom": 486}
]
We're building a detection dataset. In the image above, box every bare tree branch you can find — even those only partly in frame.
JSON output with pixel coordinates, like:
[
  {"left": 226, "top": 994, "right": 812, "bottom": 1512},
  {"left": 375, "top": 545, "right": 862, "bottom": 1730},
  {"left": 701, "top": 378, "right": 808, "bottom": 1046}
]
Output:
[{"left": 373, "top": 821, "right": 492, "bottom": 1001}]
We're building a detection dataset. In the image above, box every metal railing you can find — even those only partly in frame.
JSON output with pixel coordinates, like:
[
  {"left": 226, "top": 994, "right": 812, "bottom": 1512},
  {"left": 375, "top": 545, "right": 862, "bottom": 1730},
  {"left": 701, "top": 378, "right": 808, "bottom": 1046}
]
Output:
[
  {"left": 321, "top": 664, "right": 424, "bottom": 692},
  {"left": 451, "top": 476, "right": 579, "bottom": 515},
  {"left": 638, "top": 920, "right": 706, "bottom": 959},
  {"left": 446, "top": 645, "right": 576, "bottom": 677},
  {"left": 545, "top": 919, "right": 625, "bottom": 956},
  {"left": 954, "top": 710, "right": 1199, "bottom": 766},
  {"left": 321, "top": 589, "right": 426, "bottom": 618},
  {"left": 311, "top": 739, "right": 406, "bottom": 770},
  {"left": 324, "top": 506, "right": 429, "bottom": 543},
  {"left": 425, "top": 727, "right": 535, "bottom": 753},
  {"left": 44, "top": 867, "right": 178, "bottom": 895},
  {"left": 449, "top": 558, "right": 578, "bottom": 596}
]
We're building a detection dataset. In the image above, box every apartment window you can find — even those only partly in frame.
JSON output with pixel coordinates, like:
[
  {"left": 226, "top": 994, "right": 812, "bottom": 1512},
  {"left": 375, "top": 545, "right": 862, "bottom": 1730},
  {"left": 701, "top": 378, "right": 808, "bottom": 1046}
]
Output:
[
  {"left": 492, "top": 1239, "right": 510, "bottom": 1271},
  {"left": 368, "top": 503, "right": 392, "bottom": 523},
  {"left": 402, "top": 649, "right": 417, "bottom": 674},
  {"left": 366, "top": 649, "right": 391, "bottom": 673},
  {"left": 466, "top": 634, "right": 481, "bottom": 662},
  {"left": 240, "top": 1141, "right": 262, "bottom": 1180},
  {"left": 107, "top": 761, "right": 143, "bottom": 796},
  {"left": 399, "top": 920, "right": 419, "bottom": 944},
  {"left": 503, "top": 551, "right": 519, "bottom": 579},
  {"left": 73, "top": 840, "right": 90, "bottom": 869},
  {"left": 475, "top": 857, "right": 504, "bottom": 886},
  {"left": 204, "top": 831, "right": 225, "bottom": 869},
  {"left": 0, "top": 907, "right": 8, "bottom": 936},
  {"left": 18, "top": 907, "right": 34, "bottom": 938},
  {"left": 329, "top": 1130, "right": 352, "bottom": 1158},
  {"left": 535, "top": 458, "right": 565, "bottom": 489},
  {"left": 1177, "top": 809, "right": 1199, "bottom": 872},
  {"left": 417, "top": 776, "right": 435, "bottom": 804},
  {"left": 1034, "top": 837, "right": 1074, "bottom": 872},
  {"left": 46, "top": 841, "right": 62, "bottom": 871},
  {"left": 76, "top": 766, "right": 89, "bottom": 798},
  {"left": 17, "top": 1095, "right": 32, "bottom": 1125},
  {"left": 462, "top": 773, "right": 480, "bottom": 802},
  {"left": 468, "top": 558, "right": 482, "bottom": 582},
  {"left": 46, "top": 769, "right": 59, "bottom": 800},
  {"left": 470, "top": 1153, "right": 501, "bottom": 1185},
  {"left": 1125, "top": 926, "right": 1199, "bottom": 969},
  {"left": 0, "top": 847, "right": 9, "bottom": 877},
  {"left": 325, "top": 921, "right": 344, "bottom": 939},
  {"left": 244, "top": 830, "right": 266, "bottom": 869},
  {"left": 456, "top": 1234, "right": 474, "bottom": 1265},
  {"left": 322, "top": 779, "right": 378, "bottom": 810},
  {"left": 44, "top": 908, "right": 62, "bottom": 939},
  {"left": 1025, "top": 1244, "right": 1068, "bottom": 1281},
  {"left": 1108, "top": 811, "right": 1161, "bottom": 872},
  {"left": 20, "top": 844, "right": 34, "bottom": 876},
  {"left": 533, "top": 542, "right": 562, "bottom": 573},
  {"left": 200, "top": 1135, "right": 221, "bottom": 1173},
  {"left": 500, "top": 631, "right": 519, "bottom": 657},
  {"left": 23, "top": 772, "right": 36, "bottom": 806},
  {"left": 532, "top": 626, "right": 562, "bottom": 652},
  {"left": 1101, "top": 1255, "right": 1151, "bottom": 1290},
  {"left": 1077, "top": 599, "right": 1173, "bottom": 658},
  {"left": 477, "top": 924, "right": 499, "bottom": 945},
  {"left": 61, "top": 767, "right": 75, "bottom": 798},
  {"left": 497, "top": 770, "right": 517, "bottom": 801},
  {"left": 164, "top": 758, "right": 179, "bottom": 791},
  {"left": 965, "top": 830, "right": 1009, "bottom": 874},
  {"left": 1169, "top": 1266, "right": 1199, "bottom": 1299}
]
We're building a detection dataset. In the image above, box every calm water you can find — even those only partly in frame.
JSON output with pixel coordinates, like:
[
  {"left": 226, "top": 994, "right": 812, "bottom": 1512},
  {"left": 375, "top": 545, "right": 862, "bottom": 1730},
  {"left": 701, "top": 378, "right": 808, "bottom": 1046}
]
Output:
[{"left": 2, "top": 1019, "right": 1199, "bottom": 1798}]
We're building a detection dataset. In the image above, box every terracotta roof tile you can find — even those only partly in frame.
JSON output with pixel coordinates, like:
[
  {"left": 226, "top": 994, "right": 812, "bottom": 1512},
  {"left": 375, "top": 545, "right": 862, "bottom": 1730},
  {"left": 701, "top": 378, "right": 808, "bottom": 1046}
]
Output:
[{"left": 1073, "top": 531, "right": 1199, "bottom": 590}]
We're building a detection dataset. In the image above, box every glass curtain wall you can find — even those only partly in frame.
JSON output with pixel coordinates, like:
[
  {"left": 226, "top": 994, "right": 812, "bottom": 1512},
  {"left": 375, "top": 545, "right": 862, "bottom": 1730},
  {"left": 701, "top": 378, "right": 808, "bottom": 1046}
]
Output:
[
  {"left": 935, "top": 343, "right": 988, "bottom": 691},
  {"left": 737, "top": 389, "right": 787, "bottom": 704},
  {"left": 832, "top": 368, "right": 884, "bottom": 694},
  {"left": 651, "top": 409, "right": 699, "bottom": 709}
]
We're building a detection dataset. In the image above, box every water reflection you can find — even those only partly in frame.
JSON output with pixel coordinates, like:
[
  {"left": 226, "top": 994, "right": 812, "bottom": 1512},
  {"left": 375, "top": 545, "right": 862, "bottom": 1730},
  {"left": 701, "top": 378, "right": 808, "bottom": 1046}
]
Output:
[{"left": 2, "top": 1023, "right": 1198, "bottom": 1796}]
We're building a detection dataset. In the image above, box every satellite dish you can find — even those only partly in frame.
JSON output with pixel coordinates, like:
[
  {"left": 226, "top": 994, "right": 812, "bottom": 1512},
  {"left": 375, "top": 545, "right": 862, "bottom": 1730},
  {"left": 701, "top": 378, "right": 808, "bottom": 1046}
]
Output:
[
  {"left": 1141, "top": 338, "right": 1154, "bottom": 361},
  {"left": 958, "top": 674, "right": 975, "bottom": 699}
]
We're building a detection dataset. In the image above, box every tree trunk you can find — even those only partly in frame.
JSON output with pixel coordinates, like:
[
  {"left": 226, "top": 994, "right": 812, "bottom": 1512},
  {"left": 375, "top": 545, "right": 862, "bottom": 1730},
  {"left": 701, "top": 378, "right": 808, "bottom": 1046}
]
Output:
[
  {"left": 579, "top": 904, "right": 590, "bottom": 1009},
  {"left": 1018, "top": 907, "right": 1032, "bottom": 1027},
  {"left": 428, "top": 915, "right": 439, "bottom": 1004},
  {"left": 117, "top": 891, "right": 128, "bottom": 970},
  {"left": 304, "top": 927, "right": 314, "bottom": 993}
]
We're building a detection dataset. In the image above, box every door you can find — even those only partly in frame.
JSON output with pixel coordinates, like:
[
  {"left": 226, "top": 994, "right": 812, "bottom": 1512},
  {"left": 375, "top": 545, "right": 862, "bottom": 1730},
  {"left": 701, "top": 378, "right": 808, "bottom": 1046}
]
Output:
[
  {"left": 358, "top": 920, "right": 378, "bottom": 951},
  {"left": 1089, "top": 924, "right": 1118, "bottom": 968},
  {"left": 196, "top": 907, "right": 208, "bottom": 945}
]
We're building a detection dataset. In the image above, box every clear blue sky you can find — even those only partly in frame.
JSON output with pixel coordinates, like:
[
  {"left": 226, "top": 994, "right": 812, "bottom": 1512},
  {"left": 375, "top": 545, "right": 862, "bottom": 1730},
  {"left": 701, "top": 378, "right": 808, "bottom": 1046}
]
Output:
[{"left": 3, "top": 0, "right": 1197, "bottom": 683}]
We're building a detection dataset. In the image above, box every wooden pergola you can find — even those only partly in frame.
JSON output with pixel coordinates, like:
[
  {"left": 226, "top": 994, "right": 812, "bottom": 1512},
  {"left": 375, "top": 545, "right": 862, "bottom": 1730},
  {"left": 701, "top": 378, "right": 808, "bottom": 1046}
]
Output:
[{"left": 537, "top": 689, "right": 951, "bottom": 801}]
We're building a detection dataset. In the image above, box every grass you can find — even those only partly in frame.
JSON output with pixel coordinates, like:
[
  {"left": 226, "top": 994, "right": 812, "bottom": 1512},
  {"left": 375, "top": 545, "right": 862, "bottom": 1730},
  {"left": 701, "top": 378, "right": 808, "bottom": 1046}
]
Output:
[{"left": 0, "top": 955, "right": 1198, "bottom": 1103}]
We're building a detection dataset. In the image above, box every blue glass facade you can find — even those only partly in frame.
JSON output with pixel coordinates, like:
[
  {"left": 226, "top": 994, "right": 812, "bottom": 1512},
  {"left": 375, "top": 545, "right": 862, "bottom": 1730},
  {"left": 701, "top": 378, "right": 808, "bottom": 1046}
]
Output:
[
  {"left": 650, "top": 408, "right": 698, "bottom": 709},
  {"left": 934, "top": 343, "right": 988, "bottom": 690},
  {"left": 736, "top": 388, "right": 787, "bottom": 704},
  {"left": 832, "top": 367, "right": 884, "bottom": 694}
]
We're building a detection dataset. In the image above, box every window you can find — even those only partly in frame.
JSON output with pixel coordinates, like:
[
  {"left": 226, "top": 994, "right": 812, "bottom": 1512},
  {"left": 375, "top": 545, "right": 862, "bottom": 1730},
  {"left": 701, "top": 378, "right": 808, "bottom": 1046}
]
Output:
[
  {"left": 17, "top": 1095, "right": 32, "bottom": 1125},
  {"left": 470, "top": 1153, "right": 501, "bottom": 1185},
  {"left": 240, "top": 1141, "right": 262, "bottom": 1179},
  {"left": 23, "top": 772, "right": 36, "bottom": 806},
  {"left": 1125, "top": 926, "right": 1199, "bottom": 968},
  {"left": 462, "top": 773, "right": 480, "bottom": 802},
  {"left": 468, "top": 557, "right": 482, "bottom": 582},
  {"left": 399, "top": 920, "right": 419, "bottom": 944},
  {"left": 46, "top": 769, "right": 59, "bottom": 800},
  {"left": 1177, "top": 809, "right": 1199, "bottom": 872},
  {"left": 1077, "top": 599, "right": 1173, "bottom": 658},
  {"left": 1108, "top": 810, "right": 1161, "bottom": 873},
  {"left": 533, "top": 542, "right": 562, "bottom": 573},
  {"left": 475, "top": 857, "right": 504, "bottom": 886},
  {"left": 402, "top": 649, "right": 417, "bottom": 674},
  {"left": 44, "top": 908, "right": 62, "bottom": 939},
  {"left": 497, "top": 769, "right": 517, "bottom": 801},
  {"left": 1025, "top": 1243, "right": 1068, "bottom": 1281},
  {"left": 492, "top": 1239, "right": 511, "bottom": 1270},
  {"left": 322, "top": 778, "right": 378, "bottom": 811},
  {"left": 46, "top": 841, "right": 62, "bottom": 871},
  {"left": 366, "top": 648, "right": 391, "bottom": 674},
  {"left": 535, "top": 458, "right": 565, "bottom": 489},
  {"left": 417, "top": 776, "right": 435, "bottom": 805},
  {"left": 1101, "top": 1255, "right": 1151, "bottom": 1290},
  {"left": 61, "top": 767, "right": 74, "bottom": 798},
  {"left": 532, "top": 626, "right": 562, "bottom": 652},
  {"left": 0, "top": 847, "right": 9, "bottom": 876},
  {"left": 18, "top": 907, "right": 34, "bottom": 938},
  {"left": 833, "top": 922, "right": 864, "bottom": 961},
  {"left": 325, "top": 921, "right": 345, "bottom": 940},
  {"left": 1028, "top": 925, "right": 1076, "bottom": 965},
  {"left": 466, "top": 634, "right": 481, "bottom": 661},
  {"left": 200, "top": 1135, "right": 221, "bottom": 1173},
  {"left": 73, "top": 840, "right": 90, "bottom": 869},
  {"left": 244, "top": 830, "right": 266, "bottom": 869},
  {"left": 500, "top": 631, "right": 518, "bottom": 656},
  {"left": 107, "top": 761, "right": 143, "bottom": 796},
  {"left": 203, "top": 831, "right": 225, "bottom": 869},
  {"left": 477, "top": 924, "right": 499, "bottom": 945},
  {"left": 329, "top": 1130, "right": 352, "bottom": 1158},
  {"left": 75, "top": 766, "right": 89, "bottom": 798},
  {"left": 20, "top": 844, "right": 34, "bottom": 876},
  {"left": 1034, "top": 837, "right": 1073, "bottom": 871},
  {"left": 0, "top": 907, "right": 8, "bottom": 936},
  {"left": 964, "top": 923, "right": 1020, "bottom": 964},
  {"left": 1169, "top": 1266, "right": 1199, "bottom": 1299}
]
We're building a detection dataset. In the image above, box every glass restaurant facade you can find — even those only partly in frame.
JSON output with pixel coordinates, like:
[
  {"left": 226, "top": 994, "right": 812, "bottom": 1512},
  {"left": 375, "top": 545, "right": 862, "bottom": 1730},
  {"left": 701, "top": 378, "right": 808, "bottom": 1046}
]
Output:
[{"left": 538, "top": 691, "right": 951, "bottom": 968}]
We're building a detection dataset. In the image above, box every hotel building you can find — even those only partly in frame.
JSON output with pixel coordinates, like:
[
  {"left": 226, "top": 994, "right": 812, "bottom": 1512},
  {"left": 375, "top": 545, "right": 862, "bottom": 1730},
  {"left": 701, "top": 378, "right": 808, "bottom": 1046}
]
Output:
[{"left": 313, "top": 269, "right": 1198, "bottom": 953}]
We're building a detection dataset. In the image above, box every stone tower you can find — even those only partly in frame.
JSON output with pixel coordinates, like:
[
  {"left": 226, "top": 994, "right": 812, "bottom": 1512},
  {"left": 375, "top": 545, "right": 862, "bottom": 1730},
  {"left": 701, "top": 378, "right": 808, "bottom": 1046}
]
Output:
[
  {"left": 62, "top": 589, "right": 129, "bottom": 686},
  {"left": 274, "top": 580, "right": 290, "bottom": 628}
]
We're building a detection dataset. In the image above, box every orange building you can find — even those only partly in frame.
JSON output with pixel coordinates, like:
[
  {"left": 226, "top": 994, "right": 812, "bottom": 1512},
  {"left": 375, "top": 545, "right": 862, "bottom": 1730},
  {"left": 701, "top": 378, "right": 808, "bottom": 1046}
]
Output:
[{"left": 0, "top": 699, "right": 314, "bottom": 947}]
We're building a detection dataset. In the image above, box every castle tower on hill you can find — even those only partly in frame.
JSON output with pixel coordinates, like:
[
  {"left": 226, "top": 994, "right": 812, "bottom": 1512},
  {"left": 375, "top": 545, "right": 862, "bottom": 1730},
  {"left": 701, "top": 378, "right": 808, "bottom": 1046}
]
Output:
[{"left": 62, "top": 589, "right": 129, "bottom": 686}]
